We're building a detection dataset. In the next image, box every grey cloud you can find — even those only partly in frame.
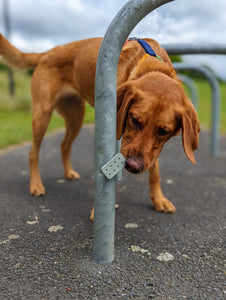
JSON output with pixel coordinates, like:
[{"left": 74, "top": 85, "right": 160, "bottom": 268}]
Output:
[{"left": 0, "top": 0, "right": 225, "bottom": 78}]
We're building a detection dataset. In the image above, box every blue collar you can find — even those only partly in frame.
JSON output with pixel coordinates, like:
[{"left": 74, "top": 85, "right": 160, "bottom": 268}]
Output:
[{"left": 128, "top": 37, "right": 162, "bottom": 61}]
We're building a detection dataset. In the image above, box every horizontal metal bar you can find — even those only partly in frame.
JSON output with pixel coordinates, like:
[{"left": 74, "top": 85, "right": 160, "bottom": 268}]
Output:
[{"left": 161, "top": 44, "right": 226, "bottom": 55}]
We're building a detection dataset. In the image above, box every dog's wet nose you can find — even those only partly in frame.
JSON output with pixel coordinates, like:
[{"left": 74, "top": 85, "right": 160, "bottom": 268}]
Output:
[{"left": 125, "top": 156, "right": 144, "bottom": 174}]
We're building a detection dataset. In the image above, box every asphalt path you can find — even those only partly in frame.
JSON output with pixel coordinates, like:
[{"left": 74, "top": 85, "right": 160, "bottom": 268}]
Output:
[{"left": 0, "top": 125, "right": 225, "bottom": 299}]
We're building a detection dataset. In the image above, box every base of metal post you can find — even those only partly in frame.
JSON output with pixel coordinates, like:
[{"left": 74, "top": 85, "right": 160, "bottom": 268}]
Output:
[{"left": 93, "top": 175, "right": 115, "bottom": 263}]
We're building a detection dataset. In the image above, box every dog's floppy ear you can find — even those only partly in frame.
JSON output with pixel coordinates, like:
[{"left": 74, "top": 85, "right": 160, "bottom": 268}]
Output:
[
  {"left": 117, "top": 83, "right": 135, "bottom": 140},
  {"left": 181, "top": 100, "right": 200, "bottom": 164}
]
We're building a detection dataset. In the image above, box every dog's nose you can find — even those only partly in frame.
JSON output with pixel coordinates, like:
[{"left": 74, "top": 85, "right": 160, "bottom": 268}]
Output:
[{"left": 125, "top": 156, "right": 144, "bottom": 174}]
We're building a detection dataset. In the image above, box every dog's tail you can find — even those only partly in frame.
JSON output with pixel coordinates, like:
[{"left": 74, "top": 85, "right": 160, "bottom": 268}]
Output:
[{"left": 0, "top": 34, "right": 45, "bottom": 69}]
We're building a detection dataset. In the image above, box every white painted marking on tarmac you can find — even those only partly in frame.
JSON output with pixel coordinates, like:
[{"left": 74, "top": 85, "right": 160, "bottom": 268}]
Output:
[
  {"left": 156, "top": 252, "right": 174, "bottom": 262},
  {"left": 0, "top": 239, "right": 10, "bottom": 244},
  {"left": 57, "top": 179, "right": 66, "bottom": 183},
  {"left": 48, "top": 225, "right": 63, "bottom": 233},
  {"left": 166, "top": 179, "right": 173, "bottom": 184},
  {"left": 131, "top": 245, "right": 151, "bottom": 256},
  {"left": 26, "top": 220, "right": 39, "bottom": 225},
  {"left": 9, "top": 234, "right": 20, "bottom": 240},
  {"left": 39, "top": 206, "right": 50, "bottom": 212},
  {"left": 0, "top": 234, "right": 20, "bottom": 245},
  {"left": 125, "top": 223, "right": 138, "bottom": 229}
]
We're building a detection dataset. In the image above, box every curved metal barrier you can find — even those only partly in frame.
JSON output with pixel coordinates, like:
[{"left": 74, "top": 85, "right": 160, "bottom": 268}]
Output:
[
  {"left": 178, "top": 74, "right": 199, "bottom": 110},
  {"left": 161, "top": 44, "right": 226, "bottom": 55},
  {"left": 173, "top": 63, "right": 220, "bottom": 157},
  {"left": 93, "top": 1, "right": 225, "bottom": 264},
  {"left": 93, "top": 0, "right": 173, "bottom": 264},
  {"left": 161, "top": 43, "right": 226, "bottom": 156}
]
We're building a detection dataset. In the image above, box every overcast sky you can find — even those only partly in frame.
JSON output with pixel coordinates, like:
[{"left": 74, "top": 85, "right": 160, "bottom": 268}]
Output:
[{"left": 0, "top": 0, "right": 226, "bottom": 79}]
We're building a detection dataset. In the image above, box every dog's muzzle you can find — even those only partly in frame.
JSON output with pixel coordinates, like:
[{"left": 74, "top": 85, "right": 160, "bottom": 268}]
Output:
[{"left": 125, "top": 156, "right": 144, "bottom": 174}]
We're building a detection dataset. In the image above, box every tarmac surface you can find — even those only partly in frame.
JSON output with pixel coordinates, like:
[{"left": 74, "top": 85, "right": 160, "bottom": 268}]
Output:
[{"left": 0, "top": 124, "right": 225, "bottom": 299}]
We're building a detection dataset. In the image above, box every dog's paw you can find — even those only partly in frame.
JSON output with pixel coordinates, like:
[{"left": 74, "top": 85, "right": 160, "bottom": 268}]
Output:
[
  {"left": 89, "top": 204, "right": 119, "bottom": 223},
  {"left": 89, "top": 206, "right": 94, "bottom": 223},
  {"left": 30, "top": 183, "right": 45, "bottom": 196},
  {"left": 153, "top": 197, "right": 176, "bottom": 213},
  {"left": 65, "top": 169, "right": 80, "bottom": 180}
]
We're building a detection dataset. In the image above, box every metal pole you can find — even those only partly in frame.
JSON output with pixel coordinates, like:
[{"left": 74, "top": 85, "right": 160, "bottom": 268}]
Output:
[
  {"left": 161, "top": 43, "right": 226, "bottom": 55},
  {"left": 160, "top": 44, "right": 225, "bottom": 156},
  {"left": 116, "top": 140, "right": 123, "bottom": 182},
  {"left": 173, "top": 63, "right": 221, "bottom": 157},
  {"left": 3, "top": 0, "right": 14, "bottom": 96},
  {"left": 178, "top": 74, "right": 199, "bottom": 110},
  {"left": 93, "top": 0, "right": 173, "bottom": 264}
]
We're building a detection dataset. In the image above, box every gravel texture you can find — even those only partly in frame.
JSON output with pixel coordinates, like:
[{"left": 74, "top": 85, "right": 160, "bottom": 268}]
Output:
[{"left": 0, "top": 125, "right": 225, "bottom": 299}]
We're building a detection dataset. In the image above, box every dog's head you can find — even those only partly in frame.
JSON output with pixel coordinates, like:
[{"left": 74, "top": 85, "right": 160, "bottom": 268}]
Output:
[{"left": 117, "top": 72, "right": 200, "bottom": 174}]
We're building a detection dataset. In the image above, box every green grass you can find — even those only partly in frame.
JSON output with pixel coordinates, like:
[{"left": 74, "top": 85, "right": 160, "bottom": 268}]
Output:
[
  {"left": 184, "top": 79, "right": 226, "bottom": 132},
  {"left": 0, "top": 70, "right": 95, "bottom": 149},
  {"left": 0, "top": 108, "right": 65, "bottom": 148},
  {"left": 0, "top": 69, "right": 226, "bottom": 149}
]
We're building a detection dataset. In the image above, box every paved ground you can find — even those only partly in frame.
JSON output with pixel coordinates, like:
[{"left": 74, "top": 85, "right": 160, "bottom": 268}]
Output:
[{"left": 0, "top": 125, "right": 225, "bottom": 299}]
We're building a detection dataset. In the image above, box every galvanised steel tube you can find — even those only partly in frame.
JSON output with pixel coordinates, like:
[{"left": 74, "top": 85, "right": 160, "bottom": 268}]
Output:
[
  {"left": 173, "top": 63, "right": 221, "bottom": 157},
  {"left": 94, "top": 0, "right": 173, "bottom": 264},
  {"left": 161, "top": 44, "right": 226, "bottom": 55},
  {"left": 160, "top": 44, "right": 225, "bottom": 156},
  {"left": 178, "top": 74, "right": 199, "bottom": 110}
]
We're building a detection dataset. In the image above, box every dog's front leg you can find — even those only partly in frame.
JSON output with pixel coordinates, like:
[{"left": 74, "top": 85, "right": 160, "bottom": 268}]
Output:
[{"left": 149, "top": 159, "right": 176, "bottom": 213}]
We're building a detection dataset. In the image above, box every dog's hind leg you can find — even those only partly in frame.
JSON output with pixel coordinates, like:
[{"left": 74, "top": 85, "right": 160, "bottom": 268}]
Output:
[
  {"left": 55, "top": 88, "right": 86, "bottom": 180},
  {"left": 29, "top": 67, "right": 59, "bottom": 196},
  {"left": 29, "top": 101, "right": 53, "bottom": 196}
]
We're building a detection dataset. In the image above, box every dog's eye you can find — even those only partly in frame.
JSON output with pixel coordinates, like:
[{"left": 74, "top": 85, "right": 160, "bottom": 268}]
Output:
[
  {"left": 131, "top": 115, "right": 142, "bottom": 129},
  {"left": 132, "top": 116, "right": 139, "bottom": 126},
  {"left": 157, "top": 128, "right": 171, "bottom": 136}
]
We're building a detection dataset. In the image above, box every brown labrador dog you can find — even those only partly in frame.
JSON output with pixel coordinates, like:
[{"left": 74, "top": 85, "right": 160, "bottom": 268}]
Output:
[{"left": 0, "top": 34, "right": 200, "bottom": 221}]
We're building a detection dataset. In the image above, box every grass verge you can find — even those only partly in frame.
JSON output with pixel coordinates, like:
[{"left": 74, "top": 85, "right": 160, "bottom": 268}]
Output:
[{"left": 0, "top": 70, "right": 225, "bottom": 149}]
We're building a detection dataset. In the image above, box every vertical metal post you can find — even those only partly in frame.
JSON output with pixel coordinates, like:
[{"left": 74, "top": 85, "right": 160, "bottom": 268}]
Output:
[
  {"left": 3, "top": 0, "right": 15, "bottom": 96},
  {"left": 93, "top": 0, "right": 173, "bottom": 264},
  {"left": 173, "top": 63, "right": 221, "bottom": 156},
  {"left": 177, "top": 74, "right": 199, "bottom": 110},
  {"left": 116, "top": 140, "right": 123, "bottom": 182},
  {"left": 161, "top": 44, "right": 226, "bottom": 156}
]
